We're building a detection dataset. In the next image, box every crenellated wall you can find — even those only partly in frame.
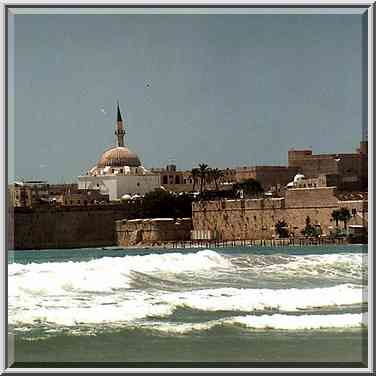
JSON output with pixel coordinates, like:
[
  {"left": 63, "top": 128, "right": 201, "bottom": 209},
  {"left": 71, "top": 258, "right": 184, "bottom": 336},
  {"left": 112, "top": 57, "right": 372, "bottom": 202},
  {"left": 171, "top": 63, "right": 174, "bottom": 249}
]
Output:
[{"left": 192, "top": 188, "right": 367, "bottom": 240}]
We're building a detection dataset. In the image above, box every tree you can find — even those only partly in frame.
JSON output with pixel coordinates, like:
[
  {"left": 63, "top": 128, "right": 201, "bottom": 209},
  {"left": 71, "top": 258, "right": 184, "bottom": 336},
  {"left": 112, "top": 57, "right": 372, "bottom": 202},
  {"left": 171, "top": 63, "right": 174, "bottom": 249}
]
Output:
[
  {"left": 233, "top": 178, "right": 264, "bottom": 198},
  {"left": 210, "top": 168, "right": 224, "bottom": 191},
  {"left": 332, "top": 207, "right": 351, "bottom": 230},
  {"left": 205, "top": 168, "right": 214, "bottom": 188},
  {"left": 191, "top": 168, "right": 200, "bottom": 192},
  {"left": 331, "top": 209, "right": 341, "bottom": 227},
  {"left": 275, "top": 220, "right": 289, "bottom": 238},
  {"left": 338, "top": 207, "right": 351, "bottom": 230},
  {"left": 301, "top": 216, "right": 320, "bottom": 237},
  {"left": 198, "top": 163, "right": 209, "bottom": 195},
  {"left": 141, "top": 189, "right": 194, "bottom": 219}
]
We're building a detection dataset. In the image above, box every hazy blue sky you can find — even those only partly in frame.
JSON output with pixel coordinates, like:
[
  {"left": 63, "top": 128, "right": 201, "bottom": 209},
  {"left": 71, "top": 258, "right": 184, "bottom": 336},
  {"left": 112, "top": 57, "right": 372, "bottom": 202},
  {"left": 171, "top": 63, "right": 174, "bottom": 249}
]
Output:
[{"left": 9, "top": 10, "right": 366, "bottom": 183}]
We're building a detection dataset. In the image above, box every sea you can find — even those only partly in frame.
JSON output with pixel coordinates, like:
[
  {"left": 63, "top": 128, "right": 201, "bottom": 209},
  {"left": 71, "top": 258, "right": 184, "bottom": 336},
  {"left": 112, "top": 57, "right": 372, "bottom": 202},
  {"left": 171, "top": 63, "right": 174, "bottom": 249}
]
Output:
[{"left": 8, "top": 244, "right": 368, "bottom": 367}]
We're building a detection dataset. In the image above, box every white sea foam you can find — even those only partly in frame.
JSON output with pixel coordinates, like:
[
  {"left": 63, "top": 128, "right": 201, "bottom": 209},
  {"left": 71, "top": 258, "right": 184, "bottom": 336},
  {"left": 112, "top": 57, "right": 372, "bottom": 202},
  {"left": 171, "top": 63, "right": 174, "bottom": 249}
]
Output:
[
  {"left": 162, "top": 284, "right": 366, "bottom": 312},
  {"left": 9, "top": 250, "right": 367, "bottom": 328},
  {"left": 231, "top": 253, "right": 367, "bottom": 281},
  {"left": 11, "top": 298, "right": 174, "bottom": 326},
  {"left": 9, "top": 249, "right": 231, "bottom": 296},
  {"left": 228, "top": 312, "right": 367, "bottom": 330},
  {"left": 9, "top": 283, "right": 366, "bottom": 327},
  {"left": 140, "top": 312, "right": 367, "bottom": 334}
]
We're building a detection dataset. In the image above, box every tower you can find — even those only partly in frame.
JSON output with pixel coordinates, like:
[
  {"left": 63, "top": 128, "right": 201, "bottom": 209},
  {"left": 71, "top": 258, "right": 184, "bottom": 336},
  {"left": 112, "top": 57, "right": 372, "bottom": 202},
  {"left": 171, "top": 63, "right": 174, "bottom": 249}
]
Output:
[{"left": 115, "top": 102, "right": 125, "bottom": 147}]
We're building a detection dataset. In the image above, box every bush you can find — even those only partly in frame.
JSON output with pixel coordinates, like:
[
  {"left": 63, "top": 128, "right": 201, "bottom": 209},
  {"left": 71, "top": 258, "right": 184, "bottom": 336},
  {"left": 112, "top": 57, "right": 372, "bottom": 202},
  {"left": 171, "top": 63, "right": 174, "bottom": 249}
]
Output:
[{"left": 275, "top": 220, "right": 289, "bottom": 238}]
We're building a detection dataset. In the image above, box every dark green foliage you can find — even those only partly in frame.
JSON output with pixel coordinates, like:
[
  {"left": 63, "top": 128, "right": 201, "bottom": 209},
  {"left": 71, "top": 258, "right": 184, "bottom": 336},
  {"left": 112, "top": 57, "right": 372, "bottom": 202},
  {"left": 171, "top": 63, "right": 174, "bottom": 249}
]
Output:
[
  {"left": 331, "top": 207, "right": 351, "bottom": 229},
  {"left": 191, "top": 168, "right": 200, "bottom": 192},
  {"left": 338, "top": 207, "right": 351, "bottom": 230},
  {"left": 233, "top": 178, "right": 264, "bottom": 198},
  {"left": 275, "top": 220, "right": 289, "bottom": 238},
  {"left": 301, "top": 216, "right": 321, "bottom": 238},
  {"left": 121, "top": 189, "right": 194, "bottom": 219},
  {"left": 331, "top": 209, "right": 341, "bottom": 227},
  {"left": 198, "top": 163, "right": 209, "bottom": 195}
]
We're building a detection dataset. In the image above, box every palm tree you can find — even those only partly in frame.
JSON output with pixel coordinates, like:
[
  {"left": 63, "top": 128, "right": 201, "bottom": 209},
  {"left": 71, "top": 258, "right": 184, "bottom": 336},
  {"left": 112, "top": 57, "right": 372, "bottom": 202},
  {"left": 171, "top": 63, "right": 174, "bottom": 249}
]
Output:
[
  {"left": 338, "top": 207, "right": 351, "bottom": 230},
  {"left": 191, "top": 168, "right": 200, "bottom": 192},
  {"left": 211, "top": 168, "right": 224, "bottom": 191},
  {"left": 198, "top": 163, "right": 209, "bottom": 195},
  {"left": 331, "top": 209, "right": 341, "bottom": 227},
  {"left": 205, "top": 168, "right": 214, "bottom": 189}
]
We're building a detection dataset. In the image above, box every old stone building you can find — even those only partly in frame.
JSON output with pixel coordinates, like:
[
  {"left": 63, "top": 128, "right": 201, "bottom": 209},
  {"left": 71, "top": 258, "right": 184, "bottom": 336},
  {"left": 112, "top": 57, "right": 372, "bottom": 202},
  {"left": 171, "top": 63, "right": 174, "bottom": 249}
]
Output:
[
  {"left": 9, "top": 181, "right": 51, "bottom": 207},
  {"left": 116, "top": 217, "right": 193, "bottom": 246},
  {"left": 78, "top": 103, "right": 160, "bottom": 200},
  {"left": 235, "top": 166, "right": 299, "bottom": 191},
  {"left": 288, "top": 141, "right": 368, "bottom": 190},
  {"left": 150, "top": 164, "right": 194, "bottom": 193},
  {"left": 56, "top": 189, "right": 109, "bottom": 206}
]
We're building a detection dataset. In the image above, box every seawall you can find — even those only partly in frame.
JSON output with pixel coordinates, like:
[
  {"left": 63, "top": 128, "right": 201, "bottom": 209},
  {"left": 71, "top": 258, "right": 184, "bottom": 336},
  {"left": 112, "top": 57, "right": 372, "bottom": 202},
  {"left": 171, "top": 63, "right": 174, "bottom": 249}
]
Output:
[
  {"left": 192, "top": 188, "right": 367, "bottom": 241},
  {"left": 9, "top": 205, "right": 132, "bottom": 250}
]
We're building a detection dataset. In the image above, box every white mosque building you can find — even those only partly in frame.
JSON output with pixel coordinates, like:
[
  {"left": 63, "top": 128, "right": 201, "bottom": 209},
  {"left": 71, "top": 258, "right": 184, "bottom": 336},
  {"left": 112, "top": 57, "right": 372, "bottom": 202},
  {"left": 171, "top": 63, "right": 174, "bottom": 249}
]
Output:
[{"left": 78, "top": 103, "right": 160, "bottom": 201}]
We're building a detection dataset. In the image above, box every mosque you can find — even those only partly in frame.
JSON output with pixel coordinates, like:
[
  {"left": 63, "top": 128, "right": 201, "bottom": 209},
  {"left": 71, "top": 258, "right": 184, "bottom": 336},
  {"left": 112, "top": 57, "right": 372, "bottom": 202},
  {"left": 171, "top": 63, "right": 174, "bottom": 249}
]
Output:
[{"left": 78, "top": 104, "right": 160, "bottom": 201}]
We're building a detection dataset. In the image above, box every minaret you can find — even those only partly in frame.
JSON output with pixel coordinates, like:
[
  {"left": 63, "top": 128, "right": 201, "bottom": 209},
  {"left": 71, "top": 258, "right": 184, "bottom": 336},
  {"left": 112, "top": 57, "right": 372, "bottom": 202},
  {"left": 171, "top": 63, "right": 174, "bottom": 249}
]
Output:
[{"left": 115, "top": 101, "right": 125, "bottom": 147}]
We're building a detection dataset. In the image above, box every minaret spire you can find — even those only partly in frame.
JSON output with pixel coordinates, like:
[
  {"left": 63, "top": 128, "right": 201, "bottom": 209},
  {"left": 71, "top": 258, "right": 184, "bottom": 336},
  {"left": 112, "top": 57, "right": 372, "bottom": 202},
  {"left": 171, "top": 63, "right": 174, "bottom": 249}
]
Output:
[{"left": 115, "top": 101, "right": 125, "bottom": 147}]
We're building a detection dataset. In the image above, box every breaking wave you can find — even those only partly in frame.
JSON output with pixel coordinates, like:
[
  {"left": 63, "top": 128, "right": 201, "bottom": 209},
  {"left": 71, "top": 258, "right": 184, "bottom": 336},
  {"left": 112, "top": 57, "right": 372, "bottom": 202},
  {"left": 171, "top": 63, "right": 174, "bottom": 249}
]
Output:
[{"left": 9, "top": 249, "right": 367, "bottom": 332}]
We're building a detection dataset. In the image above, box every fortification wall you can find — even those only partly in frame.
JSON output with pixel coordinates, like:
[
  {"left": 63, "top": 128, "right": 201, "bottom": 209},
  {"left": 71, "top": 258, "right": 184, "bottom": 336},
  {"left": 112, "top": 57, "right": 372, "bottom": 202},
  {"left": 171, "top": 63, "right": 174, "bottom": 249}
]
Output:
[
  {"left": 116, "top": 218, "right": 193, "bottom": 246},
  {"left": 9, "top": 205, "right": 132, "bottom": 250},
  {"left": 192, "top": 188, "right": 367, "bottom": 240}
]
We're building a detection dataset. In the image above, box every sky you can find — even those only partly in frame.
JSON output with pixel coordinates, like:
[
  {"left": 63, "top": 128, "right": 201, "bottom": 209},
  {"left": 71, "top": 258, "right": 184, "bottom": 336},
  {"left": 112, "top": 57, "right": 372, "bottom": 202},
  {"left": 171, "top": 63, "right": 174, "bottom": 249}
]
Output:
[{"left": 8, "top": 9, "right": 367, "bottom": 183}]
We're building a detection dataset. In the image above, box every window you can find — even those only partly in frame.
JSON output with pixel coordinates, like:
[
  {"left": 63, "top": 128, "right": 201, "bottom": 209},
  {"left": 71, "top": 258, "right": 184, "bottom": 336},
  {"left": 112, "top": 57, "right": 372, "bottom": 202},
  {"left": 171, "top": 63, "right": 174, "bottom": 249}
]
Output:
[
  {"left": 137, "top": 182, "right": 140, "bottom": 187},
  {"left": 163, "top": 176, "right": 168, "bottom": 184},
  {"left": 352, "top": 208, "right": 357, "bottom": 215},
  {"left": 77, "top": 200, "right": 80, "bottom": 204},
  {"left": 120, "top": 169, "right": 123, "bottom": 174},
  {"left": 84, "top": 200, "right": 88, "bottom": 205},
  {"left": 175, "top": 176, "right": 180, "bottom": 184}
]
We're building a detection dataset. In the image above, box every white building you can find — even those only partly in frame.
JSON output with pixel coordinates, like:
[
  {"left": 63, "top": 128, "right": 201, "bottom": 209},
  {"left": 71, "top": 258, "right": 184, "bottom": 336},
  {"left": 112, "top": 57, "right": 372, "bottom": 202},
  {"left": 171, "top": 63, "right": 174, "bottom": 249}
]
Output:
[{"left": 78, "top": 103, "right": 160, "bottom": 201}]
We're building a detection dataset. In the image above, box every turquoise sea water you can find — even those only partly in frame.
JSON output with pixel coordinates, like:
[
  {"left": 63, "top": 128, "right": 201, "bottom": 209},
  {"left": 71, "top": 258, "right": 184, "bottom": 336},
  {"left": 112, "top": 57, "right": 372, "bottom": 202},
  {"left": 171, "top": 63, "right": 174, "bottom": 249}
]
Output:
[{"left": 9, "top": 244, "right": 368, "bottom": 366}]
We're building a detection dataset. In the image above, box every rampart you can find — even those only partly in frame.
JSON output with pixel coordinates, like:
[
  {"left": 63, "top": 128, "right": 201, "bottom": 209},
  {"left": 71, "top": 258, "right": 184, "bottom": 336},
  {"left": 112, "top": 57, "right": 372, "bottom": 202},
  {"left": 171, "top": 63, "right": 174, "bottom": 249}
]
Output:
[
  {"left": 192, "top": 187, "right": 367, "bottom": 240},
  {"left": 9, "top": 205, "right": 132, "bottom": 250},
  {"left": 116, "top": 218, "right": 192, "bottom": 246}
]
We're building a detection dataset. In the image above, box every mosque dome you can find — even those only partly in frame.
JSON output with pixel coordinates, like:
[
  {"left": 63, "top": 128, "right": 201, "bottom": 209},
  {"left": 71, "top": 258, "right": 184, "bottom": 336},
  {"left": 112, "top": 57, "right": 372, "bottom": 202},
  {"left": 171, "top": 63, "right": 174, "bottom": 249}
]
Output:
[{"left": 97, "top": 146, "right": 141, "bottom": 168}]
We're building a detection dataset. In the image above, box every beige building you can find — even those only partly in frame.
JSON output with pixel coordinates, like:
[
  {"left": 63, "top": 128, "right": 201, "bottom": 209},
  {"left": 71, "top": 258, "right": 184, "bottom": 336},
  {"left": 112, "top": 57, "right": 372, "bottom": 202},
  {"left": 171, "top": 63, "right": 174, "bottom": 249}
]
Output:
[
  {"left": 151, "top": 164, "right": 195, "bottom": 192},
  {"left": 288, "top": 141, "right": 368, "bottom": 190},
  {"left": 235, "top": 165, "right": 298, "bottom": 191},
  {"left": 9, "top": 181, "right": 50, "bottom": 207},
  {"left": 78, "top": 103, "right": 160, "bottom": 201}
]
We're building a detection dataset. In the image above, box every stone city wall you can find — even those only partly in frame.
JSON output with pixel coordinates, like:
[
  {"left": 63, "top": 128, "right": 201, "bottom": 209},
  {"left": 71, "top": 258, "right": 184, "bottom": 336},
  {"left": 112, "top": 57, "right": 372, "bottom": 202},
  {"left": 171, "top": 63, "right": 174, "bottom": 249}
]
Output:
[
  {"left": 116, "top": 218, "right": 193, "bottom": 246},
  {"left": 192, "top": 188, "right": 367, "bottom": 240},
  {"left": 9, "top": 205, "right": 132, "bottom": 250}
]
